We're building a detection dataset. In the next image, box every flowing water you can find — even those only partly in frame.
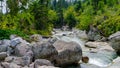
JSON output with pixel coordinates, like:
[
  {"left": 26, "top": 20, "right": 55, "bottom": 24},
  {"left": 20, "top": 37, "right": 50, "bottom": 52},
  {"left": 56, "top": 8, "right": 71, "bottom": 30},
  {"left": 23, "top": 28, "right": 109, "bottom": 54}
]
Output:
[{"left": 52, "top": 30, "right": 118, "bottom": 68}]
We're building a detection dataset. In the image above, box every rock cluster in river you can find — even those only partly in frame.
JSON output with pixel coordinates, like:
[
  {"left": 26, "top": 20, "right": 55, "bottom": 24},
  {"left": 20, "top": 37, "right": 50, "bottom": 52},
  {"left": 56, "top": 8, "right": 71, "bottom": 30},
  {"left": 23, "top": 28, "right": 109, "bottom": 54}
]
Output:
[
  {"left": 52, "top": 29, "right": 120, "bottom": 68},
  {"left": 0, "top": 29, "right": 120, "bottom": 68},
  {"left": 0, "top": 34, "right": 82, "bottom": 68}
]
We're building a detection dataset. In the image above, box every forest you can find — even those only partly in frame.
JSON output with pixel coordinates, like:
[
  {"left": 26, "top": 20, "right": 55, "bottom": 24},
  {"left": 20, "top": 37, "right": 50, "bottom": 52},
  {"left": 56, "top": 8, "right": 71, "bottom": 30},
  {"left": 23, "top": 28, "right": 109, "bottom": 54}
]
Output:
[{"left": 0, "top": 0, "right": 120, "bottom": 39}]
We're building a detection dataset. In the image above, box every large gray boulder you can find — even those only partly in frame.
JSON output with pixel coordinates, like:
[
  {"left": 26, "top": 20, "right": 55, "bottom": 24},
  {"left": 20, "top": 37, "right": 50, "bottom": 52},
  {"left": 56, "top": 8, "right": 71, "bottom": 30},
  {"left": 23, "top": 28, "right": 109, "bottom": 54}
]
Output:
[
  {"left": 32, "top": 42, "right": 58, "bottom": 62},
  {"left": 9, "top": 37, "right": 32, "bottom": 57},
  {"left": 14, "top": 42, "right": 31, "bottom": 57},
  {"left": 108, "top": 31, "right": 120, "bottom": 54},
  {"left": 53, "top": 40, "right": 82, "bottom": 66}
]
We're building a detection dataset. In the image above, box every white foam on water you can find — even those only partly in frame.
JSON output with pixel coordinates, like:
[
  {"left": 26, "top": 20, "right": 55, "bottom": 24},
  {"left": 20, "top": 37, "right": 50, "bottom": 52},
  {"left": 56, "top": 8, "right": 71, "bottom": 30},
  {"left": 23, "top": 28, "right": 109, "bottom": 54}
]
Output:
[{"left": 89, "top": 58, "right": 112, "bottom": 67}]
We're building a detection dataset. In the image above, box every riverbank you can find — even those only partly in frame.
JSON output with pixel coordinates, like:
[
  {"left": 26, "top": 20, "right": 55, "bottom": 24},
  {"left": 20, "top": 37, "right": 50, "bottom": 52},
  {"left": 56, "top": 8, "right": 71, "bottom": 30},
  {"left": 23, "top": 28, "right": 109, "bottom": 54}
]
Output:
[{"left": 0, "top": 29, "right": 119, "bottom": 68}]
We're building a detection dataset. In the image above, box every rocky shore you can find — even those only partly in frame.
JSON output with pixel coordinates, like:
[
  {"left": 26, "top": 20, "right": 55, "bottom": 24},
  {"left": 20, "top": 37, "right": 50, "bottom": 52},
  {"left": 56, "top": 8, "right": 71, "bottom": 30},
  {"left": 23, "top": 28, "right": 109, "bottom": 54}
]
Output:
[{"left": 0, "top": 29, "right": 119, "bottom": 68}]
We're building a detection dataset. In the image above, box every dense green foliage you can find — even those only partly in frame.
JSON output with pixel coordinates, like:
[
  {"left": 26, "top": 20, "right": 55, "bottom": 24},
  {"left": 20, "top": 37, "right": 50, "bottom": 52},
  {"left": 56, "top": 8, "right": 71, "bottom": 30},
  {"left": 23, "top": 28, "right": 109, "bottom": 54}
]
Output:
[
  {"left": 0, "top": 0, "right": 120, "bottom": 39},
  {"left": 0, "top": 29, "right": 28, "bottom": 40}
]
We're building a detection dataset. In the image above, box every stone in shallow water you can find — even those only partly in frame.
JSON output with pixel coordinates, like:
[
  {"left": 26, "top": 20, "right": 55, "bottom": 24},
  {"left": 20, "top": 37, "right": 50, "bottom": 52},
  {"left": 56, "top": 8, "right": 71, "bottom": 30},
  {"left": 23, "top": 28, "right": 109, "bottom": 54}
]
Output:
[
  {"left": 85, "top": 42, "right": 98, "bottom": 48},
  {"left": 82, "top": 56, "right": 89, "bottom": 63}
]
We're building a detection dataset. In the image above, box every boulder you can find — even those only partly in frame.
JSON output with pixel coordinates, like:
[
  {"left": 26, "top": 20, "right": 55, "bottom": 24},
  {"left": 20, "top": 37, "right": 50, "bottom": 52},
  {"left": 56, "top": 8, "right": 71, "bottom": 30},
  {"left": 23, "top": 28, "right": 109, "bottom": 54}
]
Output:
[
  {"left": 72, "top": 29, "right": 88, "bottom": 41},
  {"left": 2, "top": 39, "right": 10, "bottom": 46},
  {"left": 85, "top": 42, "right": 114, "bottom": 51},
  {"left": 1, "top": 62, "right": 21, "bottom": 68},
  {"left": 87, "top": 25, "right": 102, "bottom": 41},
  {"left": 5, "top": 56, "right": 15, "bottom": 62},
  {"left": 82, "top": 56, "right": 89, "bottom": 63},
  {"left": 5, "top": 56, "right": 32, "bottom": 67},
  {"left": 108, "top": 31, "right": 120, "bottom": 54},
  {"left": 48, "top": 37, "right": 58, "bottom": 44},
  {"left": 9, "top": 63, "right": 22, "bottom": 68},
  {"left": 23, "top": 50, "right": 34, "bottom": 65},
  {"left": 0, "top": 52, "right": 7, "bottom": 61},
  {"left": 22, "top": 55, "right": 32, "bottom": 66},
  {"left": 30, "top": 34, "right": 42, "bottom": 42},
  {"left": 29, "top": 63, "right": 34, "bottom": 68},
  {"left": 85, "top": 42, "right": 98, "bottom": 48},
  {"left": 1, "top": 62, "right": 10, "bottom": 68},
  {"left": 14, "top": 42, "right": 31, "bottom": 57},
  {"left": 34, "top": 59, "right": 53, "bottom": 68},
  {"left": 0, "top": 65, "right": 3, "bottom": 68},
  {"left": 8, "top": 57, "right": 25, "bottom": 66},
  {"left": 0, "top": 40, "right": 10, "bottom": 52},
  {"left": 0, "top": 45, "right": 8, "bottom": 52},
  {"left": 10, "top": 37, "right": 23, "bottom": 48},
  {"left": 32, "top": 42, "right": 58, "bottom": 61},
  {"left": 53, "top": 40, "right": 82, "bottom": 66},
  {"left": 10, "top": 35, "right": 17, "bottom": 40}
]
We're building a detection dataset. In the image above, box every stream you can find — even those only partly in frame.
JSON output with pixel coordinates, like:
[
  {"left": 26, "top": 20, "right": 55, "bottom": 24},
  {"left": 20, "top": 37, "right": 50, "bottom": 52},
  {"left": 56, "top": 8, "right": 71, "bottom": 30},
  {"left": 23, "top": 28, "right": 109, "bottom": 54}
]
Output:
[{"left": 52, "top": 30, "right": 118, "bottom": 68}]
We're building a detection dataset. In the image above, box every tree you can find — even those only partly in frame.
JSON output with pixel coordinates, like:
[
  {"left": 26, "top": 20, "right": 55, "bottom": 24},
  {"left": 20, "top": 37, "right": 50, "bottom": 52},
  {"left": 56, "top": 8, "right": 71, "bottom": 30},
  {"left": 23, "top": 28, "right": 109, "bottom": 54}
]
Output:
[
  {"left": 74, "top": 0, "right": 82, "bottom": 11},
  {"left": 0, "top": 0, "right": 3, "bottom": 13},
  {"left": 64, "top": 6, "right": 77, "bottom": 29},
  {"left": 7, "top": 0, "right": 29, "bottom": 15},
  {"left": 48, "top": 9, "right": 58, "bottom": 27}
]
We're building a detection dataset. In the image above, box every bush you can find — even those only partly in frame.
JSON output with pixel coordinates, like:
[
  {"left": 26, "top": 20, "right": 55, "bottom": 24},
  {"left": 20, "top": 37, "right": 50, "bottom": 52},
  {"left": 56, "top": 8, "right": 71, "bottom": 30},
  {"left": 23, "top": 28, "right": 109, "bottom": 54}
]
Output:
[
  {"left": 0, "top": 29, "right": 29, "bottom": 40},
  {"left": 76, "top": 5, "right": 94, "bottom": 31},
  {"left": 64, "top": 6, "right": 77, "bottom": 29},
  {"left": 98, "top": 15, "right": 120, "bottom": 36}
]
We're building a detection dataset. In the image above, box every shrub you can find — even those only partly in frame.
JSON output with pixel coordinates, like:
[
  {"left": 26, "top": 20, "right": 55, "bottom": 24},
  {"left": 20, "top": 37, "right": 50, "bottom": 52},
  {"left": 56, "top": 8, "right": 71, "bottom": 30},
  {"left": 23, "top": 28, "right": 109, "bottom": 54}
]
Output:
[{"left": 0, "top": 29, "right": 29, "bottom": 40}]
